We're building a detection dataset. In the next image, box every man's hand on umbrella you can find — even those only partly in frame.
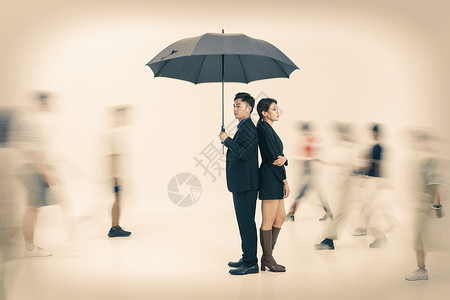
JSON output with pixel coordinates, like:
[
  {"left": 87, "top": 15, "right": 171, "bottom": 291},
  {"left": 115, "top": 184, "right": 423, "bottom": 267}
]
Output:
[{"left": 219, "top": 131, "right": 229, "bottom": 142}]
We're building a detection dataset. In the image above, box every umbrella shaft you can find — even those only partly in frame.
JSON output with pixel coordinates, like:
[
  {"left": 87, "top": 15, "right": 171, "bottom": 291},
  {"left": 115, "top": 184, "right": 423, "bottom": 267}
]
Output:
[{"left": 221, "top": 54, "right": 224, "bottom": 128}]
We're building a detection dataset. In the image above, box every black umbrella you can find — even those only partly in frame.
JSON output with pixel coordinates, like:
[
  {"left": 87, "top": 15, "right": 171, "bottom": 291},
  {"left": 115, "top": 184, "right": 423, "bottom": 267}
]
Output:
[{"left": 146, "top": 31, "right": 299, "bottom": 135}]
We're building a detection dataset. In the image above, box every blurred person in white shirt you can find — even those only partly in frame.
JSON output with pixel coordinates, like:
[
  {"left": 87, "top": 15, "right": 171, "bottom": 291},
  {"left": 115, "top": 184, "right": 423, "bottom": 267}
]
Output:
[
  {"left": 404, "top": 129, "right": 446, "bottom": 281},
  {"left": 16, "top": 92, "right": 58, "bottom": 257},
  {"left": 106, "top": 106, "right": 132, "bottom": 238},
  {"left": 315, "top": 123, "right": 359, "bottom": 250}
]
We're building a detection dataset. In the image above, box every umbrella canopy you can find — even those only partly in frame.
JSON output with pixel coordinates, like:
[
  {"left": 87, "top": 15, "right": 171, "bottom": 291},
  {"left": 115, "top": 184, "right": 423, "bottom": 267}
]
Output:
[
  {"left": 146, "top": 32, "right": 298, "bottom": 153},
  {"left": 146, "top": 33, "right": 299, "bottom": 84}
]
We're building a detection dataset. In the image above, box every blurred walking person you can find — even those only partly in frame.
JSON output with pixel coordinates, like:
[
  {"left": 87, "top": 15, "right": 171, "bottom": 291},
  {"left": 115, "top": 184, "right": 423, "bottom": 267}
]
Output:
[
  {"left": 107, "top": 106, "right": 132, "bottom": 238},
  {"left": 404, "top": 129, "right": 446, "bottom": 281},
  {"left": 16, "top": 92, "right": 58, "bottom": 257},
  {"left": 352, "top": 124, "right": 388, "bottom": 248},
  {"left": 286, "top": 122, "right": 333, "bottom": 222},
  {"left": 315, "top": 123, "right": 358, "bottom": 250}
]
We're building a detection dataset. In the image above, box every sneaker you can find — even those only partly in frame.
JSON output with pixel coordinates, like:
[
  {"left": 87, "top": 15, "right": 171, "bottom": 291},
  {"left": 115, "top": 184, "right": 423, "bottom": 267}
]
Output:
[
  {"left": 369, "top": 238, "right": 387, "bottom": 248},
  {"left": 352, "top": 227, "right": 367, "bottom": 236},
  {"left": 319, "top": 212, "right": 334, "bottom": 221},
  {"left": 108, "top": 226, "right": 131, "bottom": 237},
  {"left": 405, "top": 268, "right": 428, "bottom": 281},
  {"left": 24, "top": 246, "right": 52, "bottom": 258},
  {"left": 314, "top": 238, "right": 335, "bottom": 250}
]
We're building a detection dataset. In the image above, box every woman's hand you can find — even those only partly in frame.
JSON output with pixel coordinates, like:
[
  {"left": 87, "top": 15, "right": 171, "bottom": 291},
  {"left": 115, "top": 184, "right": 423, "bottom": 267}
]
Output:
[
  {"left": 283, "top": 180, "right": 290, "bottom": 198},
  {"left": 273, "top": 155, "right": 287, "bottom": 166}
]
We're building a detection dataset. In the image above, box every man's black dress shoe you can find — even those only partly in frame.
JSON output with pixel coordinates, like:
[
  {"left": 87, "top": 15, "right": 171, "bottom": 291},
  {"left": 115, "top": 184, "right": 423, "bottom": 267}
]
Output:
[
  {"left": 228, "top": 258, "right": 243, "bottom": 268},
  {"left": 229, "top": 264, "right": 259, "bottom": 275}
]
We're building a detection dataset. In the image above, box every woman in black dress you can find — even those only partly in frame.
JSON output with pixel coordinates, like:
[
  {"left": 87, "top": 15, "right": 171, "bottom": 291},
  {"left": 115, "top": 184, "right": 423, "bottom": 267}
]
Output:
[{"left": 256, "top": 98, "right": 290, "bottom": 272}]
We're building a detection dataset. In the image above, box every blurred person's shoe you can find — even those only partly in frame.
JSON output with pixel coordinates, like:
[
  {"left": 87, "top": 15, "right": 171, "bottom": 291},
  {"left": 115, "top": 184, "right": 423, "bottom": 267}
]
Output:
[
  {"left": 314, "top": 238, "right": 334, "bottom": 250},
  {"left": 385, "top": 225, "right": 396, "bottom": 232},
  {"left": 352, "top": 227, "right": 367, "bottom": 236},
  {"left": 369, "top": 238, "right": 388, "bottom": 248},
  {"left": 319, "top": 212, "right": 334, "bottom": 221},
  {"left": 229, "top": 264, "right": 259, "bottom": 275},
  {"left": 108, "top": 226, "right": 131, "bottom": 237},
  {"left": 228, "top": 258, "right": 243, "bottom": 268},
  {"left": 405, "top": 268, "right": 428, "bottom": 281},
  {"left": 24, "top": 246, "right": 52, "bottom": 258},
  {"left": 286, "top": 214, "right": 295, "bottom": 222}
]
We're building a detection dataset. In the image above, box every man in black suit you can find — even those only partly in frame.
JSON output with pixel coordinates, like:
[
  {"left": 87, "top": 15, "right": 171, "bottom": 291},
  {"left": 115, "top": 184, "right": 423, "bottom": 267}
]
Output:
[{"left": 219, "top": 92, "right": 259, "bottom": 275}]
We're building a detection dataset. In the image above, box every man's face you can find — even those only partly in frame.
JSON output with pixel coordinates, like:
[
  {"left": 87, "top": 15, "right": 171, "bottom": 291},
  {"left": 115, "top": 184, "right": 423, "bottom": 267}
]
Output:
[{"left": 233, "top": 98, "right": 251, "bottom": 121}]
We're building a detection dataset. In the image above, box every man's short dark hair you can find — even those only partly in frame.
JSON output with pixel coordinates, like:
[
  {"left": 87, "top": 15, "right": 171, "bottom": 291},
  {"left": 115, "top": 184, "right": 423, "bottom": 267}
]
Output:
[{"left": 234, "top": 92, "right": 255, "bottom": 113}]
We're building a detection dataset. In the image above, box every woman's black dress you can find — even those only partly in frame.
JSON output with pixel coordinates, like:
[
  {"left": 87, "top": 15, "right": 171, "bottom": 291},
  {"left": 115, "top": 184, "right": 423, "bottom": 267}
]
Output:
[{"left": 257, "top": 121, "right": 288, "bottom": 200}]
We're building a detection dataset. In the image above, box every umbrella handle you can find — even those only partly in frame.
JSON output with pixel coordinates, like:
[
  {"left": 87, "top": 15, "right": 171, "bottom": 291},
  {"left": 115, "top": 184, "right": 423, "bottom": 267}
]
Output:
[{"left": 221, "top": 126, "right": 225, "bottom": 154}]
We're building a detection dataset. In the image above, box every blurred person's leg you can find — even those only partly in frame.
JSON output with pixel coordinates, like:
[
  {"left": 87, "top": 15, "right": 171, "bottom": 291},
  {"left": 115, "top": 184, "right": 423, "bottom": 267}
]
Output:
[
  {"left": 108, "top": 178, "right": 131, "bottom": 238},
  {"left": 316, "top": 188, "right": 333, "bottom": 221},
  {"left": 108, "top": 152, "right": 131, "bottom": 238},
  {"left": 352, "top": 177, "right": 377, "bottom": 236},
  {"left": 416, "top": 250, "right": 426, "bottom": 270},
  {"left": 316, "top": 175, "right": 352, "bottom": 250},
  {"left": 367, "top": 178, "right": 388, "bottom": 247},
  {"left": 1, "top": 229, "right": 22, "bottom": 300},
  {"left": 0, "top": 251, "right": 6, "bottom": 300},
  {"left": 22, "top": 207, "right": 37, "bottom": 251},
  {"left": 310, "top": 167, "right": 333, "bottom": 221},
  {"left": 19, "top": 164, "right": 52, "bottom": 257},
  {"left": 286, "top": 161, "right": 311, "bottom": 221},
  {"left": 112, "top": 178, "right": 120, "bottom": 227},
  {"left": 286, "top": 180, "right": 310, "bottom": 221},
  {"left": 405, "top": 193, "right": 430, "bottom": 281}
]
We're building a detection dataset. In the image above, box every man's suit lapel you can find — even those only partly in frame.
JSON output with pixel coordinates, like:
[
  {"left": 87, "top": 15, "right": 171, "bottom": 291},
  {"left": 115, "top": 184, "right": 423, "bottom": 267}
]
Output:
[{"left": 234, "top": 120, "right": 246, "bottom": 140}]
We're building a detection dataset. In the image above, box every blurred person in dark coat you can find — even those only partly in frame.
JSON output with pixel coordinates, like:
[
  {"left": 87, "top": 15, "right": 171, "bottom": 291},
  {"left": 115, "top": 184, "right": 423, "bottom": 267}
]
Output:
[{"left": 352, "top": 124, "right": 389, "bottom": 248}]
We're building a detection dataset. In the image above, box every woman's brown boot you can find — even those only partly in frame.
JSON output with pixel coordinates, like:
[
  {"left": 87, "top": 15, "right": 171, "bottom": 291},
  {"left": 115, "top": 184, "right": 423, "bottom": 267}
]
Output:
[
  {"left": 260, "top": 229, "right": 286, "bottom": 272},
  {"left": 271, "top": 226, "right": 285, "bottom": 268}
]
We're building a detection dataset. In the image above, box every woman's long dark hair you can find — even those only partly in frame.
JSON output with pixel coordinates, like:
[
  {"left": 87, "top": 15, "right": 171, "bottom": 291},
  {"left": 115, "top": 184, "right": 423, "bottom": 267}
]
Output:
[{"left": 256, "top": 98, "right": 277, "bottom": 128}]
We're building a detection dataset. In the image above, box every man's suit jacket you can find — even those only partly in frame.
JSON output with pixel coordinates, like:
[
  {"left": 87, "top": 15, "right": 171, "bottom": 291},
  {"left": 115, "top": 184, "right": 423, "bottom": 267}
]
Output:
[{"left": 224, "top": 118, "right": 259, "bottom": 193}]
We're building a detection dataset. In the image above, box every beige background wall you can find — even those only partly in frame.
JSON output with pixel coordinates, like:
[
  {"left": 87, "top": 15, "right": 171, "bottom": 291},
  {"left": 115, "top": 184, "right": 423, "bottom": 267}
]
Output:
[{"left": 1, "top": 0, "right": 449, "bottom": 213}]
